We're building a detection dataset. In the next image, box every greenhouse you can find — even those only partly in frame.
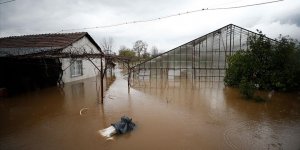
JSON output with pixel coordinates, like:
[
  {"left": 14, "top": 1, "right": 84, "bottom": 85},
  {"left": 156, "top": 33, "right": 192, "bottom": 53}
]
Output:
[{"left": 130, "top": 24, "right": 265, "bottom": 87}]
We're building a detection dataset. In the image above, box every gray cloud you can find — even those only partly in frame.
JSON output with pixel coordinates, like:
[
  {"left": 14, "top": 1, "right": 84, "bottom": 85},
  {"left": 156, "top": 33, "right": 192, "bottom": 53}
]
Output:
[
  {"left": 279, "top": 13, "right": 300, "bottom": 27},
  {"left": 1, "top": 0, "right": 300, "bottom": 52}
]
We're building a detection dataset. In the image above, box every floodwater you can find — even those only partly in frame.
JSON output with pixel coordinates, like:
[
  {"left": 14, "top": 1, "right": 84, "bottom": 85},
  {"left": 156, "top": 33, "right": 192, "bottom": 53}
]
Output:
[{"left": 1, "top": 69, "right": 300, "bottom": 150}]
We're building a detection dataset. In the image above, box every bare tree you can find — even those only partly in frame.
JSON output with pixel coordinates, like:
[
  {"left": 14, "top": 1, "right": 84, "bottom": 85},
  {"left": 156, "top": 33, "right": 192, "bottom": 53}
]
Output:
[
  {"left": 151, "top": 46, "right": 159, "bottom": 57},
  {"left": 133, "top": 40, "right": 148, "bottom": 58},
  {"left": 99, "top": 37, "right": 114, "bottom": 54}
]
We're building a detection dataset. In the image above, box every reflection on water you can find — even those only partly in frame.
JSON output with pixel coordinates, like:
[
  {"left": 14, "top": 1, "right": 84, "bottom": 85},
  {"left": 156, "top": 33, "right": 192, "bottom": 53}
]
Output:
[
  {"left": 132, "top": 78, "right": 300, "bottom": 150},
  {"left": 0, "top": 69, "right": 300, "bottom": 150},
  {"left": 71, "top": 83, "right": 85, "bottom": 98}
]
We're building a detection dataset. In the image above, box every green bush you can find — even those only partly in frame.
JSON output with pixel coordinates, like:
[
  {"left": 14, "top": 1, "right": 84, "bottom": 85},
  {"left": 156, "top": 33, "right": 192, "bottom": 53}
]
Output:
[
  {"left": 239, "top": 78, "right": 255, "bottom": 99},
  {"left": 224, "top": 32, "right": 300, "bottom": 99}
]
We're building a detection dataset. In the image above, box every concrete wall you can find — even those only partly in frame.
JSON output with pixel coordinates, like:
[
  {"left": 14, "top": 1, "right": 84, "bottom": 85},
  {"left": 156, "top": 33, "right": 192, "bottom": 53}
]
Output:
[{"left": 60, "top": 36, "right": 102, "bottom": 83}]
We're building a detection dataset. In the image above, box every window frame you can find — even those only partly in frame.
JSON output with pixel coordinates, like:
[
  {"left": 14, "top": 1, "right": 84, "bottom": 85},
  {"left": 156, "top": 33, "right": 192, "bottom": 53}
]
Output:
[{"left": 70, "top": 59, "right": 83, "bottom": 77}]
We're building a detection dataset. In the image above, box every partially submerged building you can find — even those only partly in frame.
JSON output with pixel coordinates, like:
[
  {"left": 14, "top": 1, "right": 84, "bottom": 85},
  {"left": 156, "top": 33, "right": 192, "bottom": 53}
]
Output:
[
  {"left": 0, "top": 32, "right": 102, "bottom": 93},
  {"left": 130, "top": 24, "right": 271, "bottom": 87}
]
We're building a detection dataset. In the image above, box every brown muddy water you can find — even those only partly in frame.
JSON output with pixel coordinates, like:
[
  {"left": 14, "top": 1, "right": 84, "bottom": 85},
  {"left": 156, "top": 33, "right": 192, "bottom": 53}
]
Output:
[{"left": 0, "top": 69, "right": 300, "bottom": 150}]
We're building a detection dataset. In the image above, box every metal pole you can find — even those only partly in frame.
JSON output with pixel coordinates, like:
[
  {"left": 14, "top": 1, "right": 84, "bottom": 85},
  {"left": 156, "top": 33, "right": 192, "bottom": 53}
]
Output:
[
  {"left": 87, "top": 57, "right": 103, "bottom": 104},
  {"left": 192, "top": 42, "right": 195, "bottom": 88},
  {"left": 186, "top": 44, "right": 188, "bottom": 80},
  {"left": 232, "top": 25, "right": 235, "bottom": 53},
  {"left": 100, "top": 57, "right": 104, "bottom": 104},
  {"left": 240, "top": 27, "right": 242, "bottom": 50},
  {"left": 127, "top": 62, "right": 130, "bottom": 93},
  {"left": 229, "top": 25, "right": 232, "bottom": 56},
  {"left": 192, "top": 42, "right": 195, "bottom": 80},
  {"left": 218, "top": 33, "right": 221, "bottom": 81},
  {"left": 205, "top": 35, "right": 208, "bottom": 80}
]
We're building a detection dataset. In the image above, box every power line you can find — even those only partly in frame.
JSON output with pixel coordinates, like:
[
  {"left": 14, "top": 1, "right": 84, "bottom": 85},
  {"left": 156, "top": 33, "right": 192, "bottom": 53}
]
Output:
[
  {"left": 60, "top": 0, "right": 284, "bottom": 32},
  {"left": 0, "top": 0, "right": 15, "bottom": 5}
]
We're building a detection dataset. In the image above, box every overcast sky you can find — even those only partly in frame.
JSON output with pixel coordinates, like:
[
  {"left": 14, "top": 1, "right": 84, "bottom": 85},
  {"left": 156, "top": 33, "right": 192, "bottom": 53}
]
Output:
[{"left": 1, "top": 0, "right": 300, "bottom": 53}]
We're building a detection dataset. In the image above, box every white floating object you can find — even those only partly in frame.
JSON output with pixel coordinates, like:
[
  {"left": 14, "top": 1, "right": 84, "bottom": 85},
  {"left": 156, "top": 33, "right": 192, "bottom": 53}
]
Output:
[
  {"left": 79, "top": 107, "right": 88, "bottom": 116},
  {"left": 99, "top": 126, "right": 117, "bottom": 138}
]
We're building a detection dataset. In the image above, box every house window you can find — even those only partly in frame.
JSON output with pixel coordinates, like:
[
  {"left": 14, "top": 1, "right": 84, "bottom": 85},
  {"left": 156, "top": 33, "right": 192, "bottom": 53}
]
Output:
[{"left": 70, "top": 60, "right": 83, "bottom": 77}]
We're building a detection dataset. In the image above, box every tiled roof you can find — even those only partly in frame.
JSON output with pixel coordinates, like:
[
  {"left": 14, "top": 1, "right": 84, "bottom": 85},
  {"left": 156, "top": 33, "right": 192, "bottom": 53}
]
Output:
[
  {"left": 0, "top": 32, "right": 100, "bottom": 56},
  {"left": 0, "top": 32, "right": 87, "bottom": 48}
]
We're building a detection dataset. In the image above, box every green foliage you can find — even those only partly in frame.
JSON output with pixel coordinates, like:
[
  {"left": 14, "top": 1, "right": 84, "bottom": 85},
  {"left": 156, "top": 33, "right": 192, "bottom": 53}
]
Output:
[
  {"left": 239, "top": 77, "right": 255, "bottom": 99},
  {"left": 224, "top": 51, "right": 252, "bottom": 87},
  {"left": 118, "top": 48, "right": 136, "bottom": 59},
  {"left": 142, "top": 52, "right": 151, "bottom": 59},
  {"left": 270, "top": 36, "right": 300, "bottom": 90},
  {"left": 225, "top": 32, "right": 300, "bottom": 99}
]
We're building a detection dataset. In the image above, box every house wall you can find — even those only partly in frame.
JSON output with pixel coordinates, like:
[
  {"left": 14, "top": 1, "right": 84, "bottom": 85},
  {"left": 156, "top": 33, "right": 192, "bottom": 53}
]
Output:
[{"left": 60, "top": 36, "right": 102, "bottom": 83}]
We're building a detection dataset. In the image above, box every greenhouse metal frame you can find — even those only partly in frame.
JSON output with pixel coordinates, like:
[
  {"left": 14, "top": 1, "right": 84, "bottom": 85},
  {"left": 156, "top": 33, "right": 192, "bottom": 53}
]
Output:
[{"left": 130, "top": 24, "right": 272, "bottom": 87}]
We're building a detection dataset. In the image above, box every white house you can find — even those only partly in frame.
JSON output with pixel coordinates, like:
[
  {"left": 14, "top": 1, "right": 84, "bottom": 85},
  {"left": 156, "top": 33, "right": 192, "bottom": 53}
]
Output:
[
  {"left": 58, "top": 33, "right": 102, "bottom": 83},
  {"left": 0, "top": 32, "right": 103, "bottom": 92}
]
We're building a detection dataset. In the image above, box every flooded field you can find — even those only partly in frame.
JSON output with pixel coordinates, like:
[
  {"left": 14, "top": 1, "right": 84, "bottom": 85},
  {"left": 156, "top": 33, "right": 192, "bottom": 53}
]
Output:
[{"left": 1, "top": 69, "right": 300, "bottom": 150}]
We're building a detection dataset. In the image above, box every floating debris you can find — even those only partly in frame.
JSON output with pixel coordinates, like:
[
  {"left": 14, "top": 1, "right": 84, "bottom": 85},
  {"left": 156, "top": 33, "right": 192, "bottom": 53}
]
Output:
[
  {"left": 79, "top": 107, "right": 88, "bottom": 116},
  {"left": 99, "top": 116, "right": 136, "bottom": 138}
]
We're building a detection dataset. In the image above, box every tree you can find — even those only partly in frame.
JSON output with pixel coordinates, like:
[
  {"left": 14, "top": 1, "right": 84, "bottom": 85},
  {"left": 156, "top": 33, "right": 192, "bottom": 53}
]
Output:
[
  {"left": 118, "top": 46, "right": 136, "bottom": 59},
  {"left": 151, "top": 46, "right": 159, "bottom": 57},
  {"left": 270, "top": 35, "right": 300, "bottom": 90},
  {"left": 224, "top": 32, "right": 300, "bottom": 99},
  {"left": 100, "top": 37, "right": 114, "bottom": 54},
  {"left": 133, "top": 40, "right": 148, "bottom": 58},
  {"left": 142, "top": 52, "right": 151, "bottom": 59}
]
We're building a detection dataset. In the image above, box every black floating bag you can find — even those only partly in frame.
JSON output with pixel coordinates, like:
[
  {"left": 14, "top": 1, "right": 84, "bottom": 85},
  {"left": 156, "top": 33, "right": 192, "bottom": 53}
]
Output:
[{"left": 111, "top": 116, "right": 136, "bottom": 134}]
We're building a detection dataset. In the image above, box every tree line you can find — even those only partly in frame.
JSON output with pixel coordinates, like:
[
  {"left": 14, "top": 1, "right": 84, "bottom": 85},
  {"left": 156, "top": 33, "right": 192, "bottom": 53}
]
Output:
[{"left": 118, "top": 40, "right": 159, "bottom": 60}]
